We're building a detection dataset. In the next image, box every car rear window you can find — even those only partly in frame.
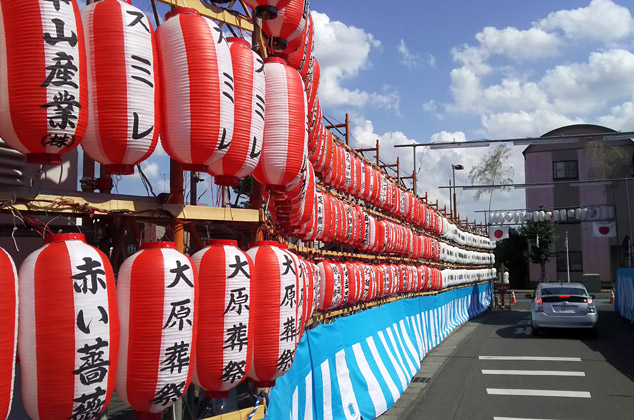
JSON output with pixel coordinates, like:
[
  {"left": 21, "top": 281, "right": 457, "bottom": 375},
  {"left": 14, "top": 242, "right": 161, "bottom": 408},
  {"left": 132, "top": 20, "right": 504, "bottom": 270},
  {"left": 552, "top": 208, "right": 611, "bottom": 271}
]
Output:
[
  {"left": 542, "top": 296, "right": 587, "bottom": 303},
  {"left": 541, "top": 287, "right": 587, "bottom": 296}
]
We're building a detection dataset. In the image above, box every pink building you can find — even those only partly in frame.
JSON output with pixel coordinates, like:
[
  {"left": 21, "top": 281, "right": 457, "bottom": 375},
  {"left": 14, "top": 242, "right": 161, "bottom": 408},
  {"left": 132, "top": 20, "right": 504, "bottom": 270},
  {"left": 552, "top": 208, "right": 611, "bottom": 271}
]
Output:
[{"left": 524, "top": 124, "right": 634, "bottom": 285}]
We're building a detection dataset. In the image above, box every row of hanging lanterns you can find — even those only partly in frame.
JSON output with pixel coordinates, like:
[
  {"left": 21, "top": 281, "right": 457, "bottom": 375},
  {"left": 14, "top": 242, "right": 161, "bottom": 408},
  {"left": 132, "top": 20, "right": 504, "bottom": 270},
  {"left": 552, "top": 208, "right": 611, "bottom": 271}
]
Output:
[
  {"left": 0, "top": 0, "right": 309, "bottom": 191},
  {"left": 5, "top": 233, "right": 322, "bottom": 420},
  {"left": 441, "top": 268, "right": 497, "bottom": 288},
  {"left": 489, "top": 206, "right": 616, "bottom": 225},
  {"left": 0, "top": 229, "right": 494, "bottom": 419},
  {"left": 442, "top": 220, "right": 496, "bottom": 250},
  {"left": 318, "top": 261, "right": 444, "bottom": 311}
]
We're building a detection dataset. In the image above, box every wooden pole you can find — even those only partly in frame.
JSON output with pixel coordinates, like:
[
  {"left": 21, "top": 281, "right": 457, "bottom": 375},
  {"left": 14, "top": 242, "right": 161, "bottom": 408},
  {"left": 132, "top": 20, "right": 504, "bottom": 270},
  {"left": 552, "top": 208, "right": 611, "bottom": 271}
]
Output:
[{"left": 169, "top": 159, "right": 184, "bottom": 252}]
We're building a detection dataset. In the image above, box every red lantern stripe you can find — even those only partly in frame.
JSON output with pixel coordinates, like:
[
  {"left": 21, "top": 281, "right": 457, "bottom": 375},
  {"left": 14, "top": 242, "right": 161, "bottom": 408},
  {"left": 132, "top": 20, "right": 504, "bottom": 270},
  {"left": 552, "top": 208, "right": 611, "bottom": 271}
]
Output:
[
  {"left": 0, "top": 248, "right": 17, "bottom": 420},
  {"left": 82, "top": 0, "right": 159, "bottom": 174},
  {"left": 247, "top": 244, "right": 298, "bottom": 386},
  {"left": 0, "top": 0, "right": 87, "bottom": 163},
  {"left": 157, "top": 10, "right": 233, "bottom": 171},
  {"left": 192, "top": 242, "right": 252, "bottom": 394},
  {"left": 19, "top": 238, "right": 118, "bottom": 420},
  {"left": 253, "top": 58, "right": 306, "bottom": 188},
  {"left": 208, "top": 38, "right": 265, "bottom": 184},
  {"left": 117, "top": 246, "right": 197, "bottom": 414}
]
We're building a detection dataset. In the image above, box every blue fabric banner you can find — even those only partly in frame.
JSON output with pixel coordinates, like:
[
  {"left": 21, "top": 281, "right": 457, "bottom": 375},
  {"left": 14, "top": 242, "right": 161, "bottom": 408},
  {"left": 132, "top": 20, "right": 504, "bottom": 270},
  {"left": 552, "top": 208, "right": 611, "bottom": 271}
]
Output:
[
  {"left": 265, "top": 283, "right": 491, "bottom": 420},
  {"left": 616, "top": 268, "right": 634, "bottom": 322}
]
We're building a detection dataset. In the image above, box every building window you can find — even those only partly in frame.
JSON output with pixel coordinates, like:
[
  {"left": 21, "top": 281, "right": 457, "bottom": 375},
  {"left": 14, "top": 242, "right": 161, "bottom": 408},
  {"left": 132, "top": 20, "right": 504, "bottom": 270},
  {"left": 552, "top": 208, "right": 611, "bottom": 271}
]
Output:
[
  {"left": 556, "top": 251, "right": 583, "bottom": 272},
  {"left": 553, "top": 160, "right": 578, "bottom": 180}
]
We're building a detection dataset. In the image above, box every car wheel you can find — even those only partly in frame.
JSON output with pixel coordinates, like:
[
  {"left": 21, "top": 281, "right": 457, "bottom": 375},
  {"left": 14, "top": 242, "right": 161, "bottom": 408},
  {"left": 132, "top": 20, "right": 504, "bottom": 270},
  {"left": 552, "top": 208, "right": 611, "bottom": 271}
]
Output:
[
  {"left": 531, "top": 318, "right": 540, "bottom": 336},
  {"left": 587, "top": 326, "right": 598, "bottom": 338}
]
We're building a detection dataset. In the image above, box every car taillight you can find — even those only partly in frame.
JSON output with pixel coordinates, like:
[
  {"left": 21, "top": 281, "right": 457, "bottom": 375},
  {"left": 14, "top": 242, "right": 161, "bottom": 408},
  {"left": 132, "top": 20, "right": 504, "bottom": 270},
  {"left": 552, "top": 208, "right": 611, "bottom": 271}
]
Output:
[
  {"left": 586, "top": 298, "right": 596, "bottom": 313},
  {"left": 536, "top": 298, "right": 543, "bottom": 312}
]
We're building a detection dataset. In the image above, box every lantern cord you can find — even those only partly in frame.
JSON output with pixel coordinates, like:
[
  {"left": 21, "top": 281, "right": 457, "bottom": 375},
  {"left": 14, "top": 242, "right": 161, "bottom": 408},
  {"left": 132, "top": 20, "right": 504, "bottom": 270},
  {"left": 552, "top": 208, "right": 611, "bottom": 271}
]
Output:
[
  {"left": 246, "top": 394, "right": 263, "bottom": 420},
  {"left": 42, "top": 214, "right": 82, "bottom": 237},
  {"left": 197, "top": 178, "right": 212, "bottom": 204},
  {"left": 150, "top": 0, "right": 162, "bottom": 28},
  {"left": 137, "top": 164, "right": 158, "bottom": 197},
  {"left": 9, "top": 210, "right": 23, "bottom": 252}
]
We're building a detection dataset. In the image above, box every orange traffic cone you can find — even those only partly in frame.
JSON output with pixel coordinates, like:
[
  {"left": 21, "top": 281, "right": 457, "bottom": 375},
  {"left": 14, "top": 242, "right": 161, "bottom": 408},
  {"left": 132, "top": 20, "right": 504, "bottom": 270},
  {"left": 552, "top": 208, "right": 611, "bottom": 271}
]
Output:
[
  {"left": 511, "top": 290, "right": 517, "bottom": 304},
  {"left": 610, "top": 289, "right": 614, "bottom": 304}
]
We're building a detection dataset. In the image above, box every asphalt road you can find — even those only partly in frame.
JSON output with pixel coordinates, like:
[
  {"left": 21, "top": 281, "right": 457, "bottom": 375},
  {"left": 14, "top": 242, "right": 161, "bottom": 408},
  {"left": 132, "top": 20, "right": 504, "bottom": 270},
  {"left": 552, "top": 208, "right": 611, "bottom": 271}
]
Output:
[{"left": 384, "top": 301, "right": 634, "bottom": 420}]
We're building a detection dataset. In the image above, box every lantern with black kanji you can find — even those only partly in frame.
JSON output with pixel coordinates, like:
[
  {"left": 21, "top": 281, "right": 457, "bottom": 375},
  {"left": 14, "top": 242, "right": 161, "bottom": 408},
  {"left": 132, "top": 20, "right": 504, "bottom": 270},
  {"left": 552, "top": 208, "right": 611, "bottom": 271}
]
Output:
[
  {"left": 18, "top": 233, "right": 119, "bottom": 420},
  {"left": 0, "top": 248, "right": 17, "bottom": 420},
  {"left": 242, "top": 0, "right": 292, "bottom": 20},
  {"left": 116, "top": 242, "right": 198, "bottom": 418},
  {"left": 208, "top": 37, "right": 265, "bottom": 186},
  {"left": 156, "top": 8, "right": 233, "bottom": 171},
  {"left": 191, "top": 240, "right": 253, "bottom": 397},
  {"left": 80, "top": 0, "right": 159, "bottom": 175},
  {"left": 252, "top": 57, "right": 307, "bottom": 194},
  {"left": 246, "top": 241, "right": 299, "bottom": 387},
  {"left": 0, "top": 0, "right": 87, "bottom": 164}
]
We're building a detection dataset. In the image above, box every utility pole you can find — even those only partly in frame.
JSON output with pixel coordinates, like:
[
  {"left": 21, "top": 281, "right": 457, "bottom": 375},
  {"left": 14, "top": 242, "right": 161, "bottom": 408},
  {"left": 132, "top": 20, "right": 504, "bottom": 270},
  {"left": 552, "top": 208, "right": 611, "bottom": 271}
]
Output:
[{"left": 394, "top": 142, "right": 426, "bottom": 196}]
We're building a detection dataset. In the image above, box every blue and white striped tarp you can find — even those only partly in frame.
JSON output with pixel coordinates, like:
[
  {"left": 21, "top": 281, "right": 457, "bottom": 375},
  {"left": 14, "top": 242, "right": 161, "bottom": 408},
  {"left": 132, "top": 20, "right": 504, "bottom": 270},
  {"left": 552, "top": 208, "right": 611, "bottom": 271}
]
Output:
[
  {"left": 266, "top": 283, "right": 491, "bottom": 420},
  {"left": 616, "top": 268, "right": 634, "bottom": 322}
]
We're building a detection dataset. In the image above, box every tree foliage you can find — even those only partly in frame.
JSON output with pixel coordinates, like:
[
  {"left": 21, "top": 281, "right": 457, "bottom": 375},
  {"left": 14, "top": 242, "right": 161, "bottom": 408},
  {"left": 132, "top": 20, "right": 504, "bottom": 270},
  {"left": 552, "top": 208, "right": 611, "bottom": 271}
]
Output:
[
  {"left": 493, "top": 227, "right": 529, "bottom": 288},
  {"left": 468, "top": 144, "right": 515, "bottom": 202},
  {"left": 519, "top": 208, "right": 558, "bottom": 281},
  {"left": 584, "top": 139, "right": 632, "bottom": 179}
]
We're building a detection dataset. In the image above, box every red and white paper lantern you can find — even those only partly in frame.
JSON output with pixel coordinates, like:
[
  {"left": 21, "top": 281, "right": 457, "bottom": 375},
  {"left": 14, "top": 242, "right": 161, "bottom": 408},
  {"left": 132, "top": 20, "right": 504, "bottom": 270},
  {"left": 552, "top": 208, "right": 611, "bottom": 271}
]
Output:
[
  {"left": 246, "top": 242, "right": 299, "bottom": 387},
  {"left": 81, "top": 0, "right": 159, "bottom": 175},
  {"left": 208, "top": 37, "right": 265, "bottom": 186},
  {"left": 191, "top": 240, "right": 253, "bottom": 397},
  {"left": 0, "top": 0, "right": 87, "bottom": 164},
  {"left": 0, "top": 248, "right": 17, "bottom": 420},
  {"left": 156, "top": 8, "right": 233, "bottom": 171},
  {"left": 116, "top": 242, "right": 198, "bottom": 417},
  {"left": 262, "top": 0, "right": 308, "bottom": 54},
  {"left": 252, "top": 57, "right": 307, "bottom": 192},
  {"left": 242, "top": 0, "right": 291, "bottom": 20},
  {"left": 19, "top": 233, "right": 119, "bottom": 420}
]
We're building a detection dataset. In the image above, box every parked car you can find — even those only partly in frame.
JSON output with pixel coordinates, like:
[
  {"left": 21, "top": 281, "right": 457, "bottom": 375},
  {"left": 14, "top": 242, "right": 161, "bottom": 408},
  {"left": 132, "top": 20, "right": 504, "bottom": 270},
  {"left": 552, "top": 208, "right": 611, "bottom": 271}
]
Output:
[{"left": 530, "top": 282, "right": 598, "bottom": 336}]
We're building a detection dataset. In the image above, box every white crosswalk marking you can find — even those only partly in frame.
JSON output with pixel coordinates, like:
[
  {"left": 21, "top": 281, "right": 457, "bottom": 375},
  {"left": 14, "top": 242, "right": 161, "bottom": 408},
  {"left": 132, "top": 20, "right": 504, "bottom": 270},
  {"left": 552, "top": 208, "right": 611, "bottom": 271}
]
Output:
[
  {"left": 487, "top": 388, "right": 591, "bottom": 398},
  {"left": 494, "top": 417, "right": 561, "bottom": 420},
  {"left": 482, "top": 369, "right": 585, "bottom": 376},
  {"left": 479, "top": 356, "right": 581, "bottom": 362}
]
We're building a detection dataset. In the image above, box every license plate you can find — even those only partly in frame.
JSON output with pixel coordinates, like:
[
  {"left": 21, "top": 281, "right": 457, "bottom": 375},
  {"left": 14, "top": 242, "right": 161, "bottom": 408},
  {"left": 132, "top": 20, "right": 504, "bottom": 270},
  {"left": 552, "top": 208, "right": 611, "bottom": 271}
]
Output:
[{"left": 553, "top": 305, "right": 575, "bottom": 313}]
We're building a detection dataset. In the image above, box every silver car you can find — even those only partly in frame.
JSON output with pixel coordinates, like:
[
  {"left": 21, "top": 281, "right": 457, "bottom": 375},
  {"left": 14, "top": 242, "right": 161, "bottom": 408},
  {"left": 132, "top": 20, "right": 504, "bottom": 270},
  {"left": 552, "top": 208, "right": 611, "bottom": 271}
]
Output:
[{"left": 530, "top": 282, "right": 598, "bottom": 336}]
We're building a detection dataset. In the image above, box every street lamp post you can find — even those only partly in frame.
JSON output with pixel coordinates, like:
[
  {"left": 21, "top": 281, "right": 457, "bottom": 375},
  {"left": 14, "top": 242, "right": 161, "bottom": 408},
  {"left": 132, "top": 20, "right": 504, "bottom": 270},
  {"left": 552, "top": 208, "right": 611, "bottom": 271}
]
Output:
[{"left": 452, "top": 164, "right": 464, "bottom": 220}]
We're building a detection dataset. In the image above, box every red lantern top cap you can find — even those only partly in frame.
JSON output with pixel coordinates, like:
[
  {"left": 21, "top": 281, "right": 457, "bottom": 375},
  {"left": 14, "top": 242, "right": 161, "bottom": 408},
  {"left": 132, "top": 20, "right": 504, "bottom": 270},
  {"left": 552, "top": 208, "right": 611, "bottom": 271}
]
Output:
[
  {"left": 140, "top": 242, "right": 176, "bottom": 250},
  {"left": 227, "top": 37, "right": 250, "bottom": 48},
  {"left": 44, "top": 233, "right": 86, "bottom": 245},
  {"left": 264, "top": 57, "right": 286, "bottom": 65},
  {"left": 164, "top": 7, "right": 200, "bottom": 20},
  {"left": 254, "top": 240, "right": 281, "bottom": 247},
  {"left": 206, "top": 239, "right": 238, "bottom": 247}
]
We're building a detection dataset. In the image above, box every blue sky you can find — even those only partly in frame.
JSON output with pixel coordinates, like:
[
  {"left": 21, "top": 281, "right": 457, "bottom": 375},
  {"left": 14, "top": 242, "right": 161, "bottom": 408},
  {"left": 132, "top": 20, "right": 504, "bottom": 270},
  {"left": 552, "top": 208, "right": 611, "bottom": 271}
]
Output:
[{"left": 77, "top": 0, "right": 634, "bottom": 224}]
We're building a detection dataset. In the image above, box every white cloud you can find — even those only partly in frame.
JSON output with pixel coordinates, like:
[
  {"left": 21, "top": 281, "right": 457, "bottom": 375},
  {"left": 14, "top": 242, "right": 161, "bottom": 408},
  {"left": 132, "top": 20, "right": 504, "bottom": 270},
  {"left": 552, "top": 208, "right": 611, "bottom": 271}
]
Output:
[
  {"left": 140, "top": 161, "right": 160, "bottom": 179},
  {"left": 311, "top": 11, "right": 399, "bottom": 111},
  {"left": 423, "top": 100, "right": 437, "bottom": 112},
  {"left": 446, "top": 1, "right": 634, "bottom": 140},
  {"left": 397, "top": 39, "right": 436, "bottom": 69},
  {"left": 475, "top": 26, "right": 561, "bottom": 61},
  {"left": 538, "top": 0, "right": 634, "bottom": 43},
  {"left": 430, "top": 131, "right": 467, "bottom": 143},
  {"left": 481, "top": 110, "right": 583, "bottom": 139},
  {"left": 349, "top": 116, "right": 524, "bottom": 221}
]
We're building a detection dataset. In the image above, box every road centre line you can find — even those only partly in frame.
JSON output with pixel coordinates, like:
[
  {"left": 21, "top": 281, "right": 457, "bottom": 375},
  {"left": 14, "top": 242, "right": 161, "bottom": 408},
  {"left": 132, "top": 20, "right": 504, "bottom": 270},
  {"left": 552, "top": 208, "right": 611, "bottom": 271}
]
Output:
[
  {"left": 479, "top": 356, "right": 581, "bottom": 362},
  {"left": 482, "top": 369, "right": 585, "bottom": 376},
  {"left": 486, "top": 388, "right": 591, "bottom": 398},
  {"left": 494, "top": 417, "right": 562, "bottom": 420}
]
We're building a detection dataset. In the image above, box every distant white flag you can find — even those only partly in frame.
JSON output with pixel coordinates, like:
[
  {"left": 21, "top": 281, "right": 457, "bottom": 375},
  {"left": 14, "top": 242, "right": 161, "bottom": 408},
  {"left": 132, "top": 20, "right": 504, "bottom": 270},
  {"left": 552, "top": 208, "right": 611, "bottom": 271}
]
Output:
[
  {"left": 592, "top": 222, "right": 616, "bottom": 237},
  {"left": 489, "top": 225, "right": 509, "bottom": 241}
]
